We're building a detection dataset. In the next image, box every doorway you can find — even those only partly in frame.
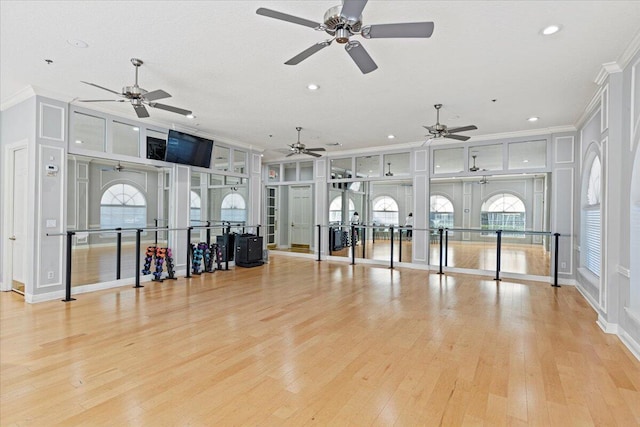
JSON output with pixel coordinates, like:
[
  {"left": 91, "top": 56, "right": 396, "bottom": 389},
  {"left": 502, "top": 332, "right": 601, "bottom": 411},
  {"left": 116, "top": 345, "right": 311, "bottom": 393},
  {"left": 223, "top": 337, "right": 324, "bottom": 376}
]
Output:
[
  {"left": 3, "top": 143, "right": 28, "bottom": 295},
  {"left": 266, "top": 186, "right": 278, "bottom": 249},
  {"left": 289, "top": 185, "right": 312, "bottom": 248}
]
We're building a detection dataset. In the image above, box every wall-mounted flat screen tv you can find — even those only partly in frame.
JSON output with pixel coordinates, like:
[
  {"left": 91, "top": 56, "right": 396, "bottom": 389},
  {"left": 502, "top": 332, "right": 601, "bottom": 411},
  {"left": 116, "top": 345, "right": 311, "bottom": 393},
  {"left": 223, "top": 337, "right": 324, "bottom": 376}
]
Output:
[
  {"left": 146, "top": 136, "right": 167, "bottom": 161},
  {"left": 165, "top": 130, "right": 213, "bottom": 168}
]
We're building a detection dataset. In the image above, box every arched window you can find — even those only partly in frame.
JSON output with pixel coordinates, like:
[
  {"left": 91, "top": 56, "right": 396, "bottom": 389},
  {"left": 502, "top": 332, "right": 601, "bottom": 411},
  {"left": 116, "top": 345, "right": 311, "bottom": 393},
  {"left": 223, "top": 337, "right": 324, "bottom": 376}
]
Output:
[
  {"left": 100, "top": 183, "right": 147, "bottom": 229},
  {"left": 583, "top": 155, "right": 601, "bottom": 277},
  {"left": 329, "top": 196, "right": 355, "bottom": 223},
  {"left": 372, "top": 196, "right": 399, "bottom": 225},
  {"left": 481, "top": 193, "right": 526, "bottom": 235},
  {"left": 430, "top": 195, "right": 454, "bottom": 229},
  {"left": 221, "top": 193, "right": 247, "bottom": 223},
  {"left": 190, "top": 191, "right": 201, "bottom": 223}
]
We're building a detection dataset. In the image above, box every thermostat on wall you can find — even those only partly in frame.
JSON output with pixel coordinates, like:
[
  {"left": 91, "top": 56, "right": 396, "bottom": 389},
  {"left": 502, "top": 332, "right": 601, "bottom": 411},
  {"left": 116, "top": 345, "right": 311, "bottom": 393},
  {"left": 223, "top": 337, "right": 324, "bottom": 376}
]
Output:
[{"left": 46, "top": 164, "right": 58, "bottom": 176}]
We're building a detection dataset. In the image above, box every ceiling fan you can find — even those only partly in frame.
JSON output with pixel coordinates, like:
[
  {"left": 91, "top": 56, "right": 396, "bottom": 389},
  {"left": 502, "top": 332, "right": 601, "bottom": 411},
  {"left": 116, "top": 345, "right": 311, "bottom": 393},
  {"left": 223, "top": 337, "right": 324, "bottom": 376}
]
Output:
[
  {"left": 256, "top": 0, "right": 434, "bottom": 74},
  {"left": 423, "top": 104, "right": 478, "bottom": 142},
  {"left": 469, "top": 154, "right": 488, "bottom": 172},
  {"left": 287, "top": 127, "right": 326, "bottom": 157},
  {"left": 100, "top": 162, "right": 141, "bottom": 174},
  {"left": 385, "top": 162, "right": 394, "bottom": 176},
  {"left": 79, "top": 58, "right": 193, "bottom": 119}
]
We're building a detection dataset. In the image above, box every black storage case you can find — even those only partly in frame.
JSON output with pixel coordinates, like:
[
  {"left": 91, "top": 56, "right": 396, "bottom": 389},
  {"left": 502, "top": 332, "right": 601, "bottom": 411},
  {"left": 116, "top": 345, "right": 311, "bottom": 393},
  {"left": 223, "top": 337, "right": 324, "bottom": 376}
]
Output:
[
  {"left": 216, "top": 233, "right": 235, "bottom": 261},
  {"left": 235, "top": 235, "right": 264, "bottom": 267}
]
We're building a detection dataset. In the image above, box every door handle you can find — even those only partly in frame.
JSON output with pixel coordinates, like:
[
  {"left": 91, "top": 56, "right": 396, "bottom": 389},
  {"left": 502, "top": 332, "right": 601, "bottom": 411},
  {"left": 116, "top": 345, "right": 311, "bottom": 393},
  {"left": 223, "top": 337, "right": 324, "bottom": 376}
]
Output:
[{"left": 9, "top": 236, "right": 16, "bottom": 241}]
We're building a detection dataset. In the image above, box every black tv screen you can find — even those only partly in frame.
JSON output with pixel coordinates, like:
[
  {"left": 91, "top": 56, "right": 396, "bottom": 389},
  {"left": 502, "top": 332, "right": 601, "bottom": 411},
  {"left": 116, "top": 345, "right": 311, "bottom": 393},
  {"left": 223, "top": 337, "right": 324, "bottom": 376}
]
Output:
[
  {"left": 165, "top": 130, "right": 213, "bottom": 168},
  {"left": 146, "top": 136, "right": 166, "bottom": 161}
]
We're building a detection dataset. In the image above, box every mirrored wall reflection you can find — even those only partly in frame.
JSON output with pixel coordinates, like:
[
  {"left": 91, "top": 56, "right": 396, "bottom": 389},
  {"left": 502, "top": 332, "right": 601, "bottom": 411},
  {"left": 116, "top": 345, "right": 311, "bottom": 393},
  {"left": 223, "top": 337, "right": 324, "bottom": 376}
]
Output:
[
  {"left": 327, "top": 179, "right": 414, "bottom": 263},
  {"left": 429, "top": 173, "right": 551, "bottom": 276},
  {"left": 66, "top": 155, "right": 171, "bottom": 286}
]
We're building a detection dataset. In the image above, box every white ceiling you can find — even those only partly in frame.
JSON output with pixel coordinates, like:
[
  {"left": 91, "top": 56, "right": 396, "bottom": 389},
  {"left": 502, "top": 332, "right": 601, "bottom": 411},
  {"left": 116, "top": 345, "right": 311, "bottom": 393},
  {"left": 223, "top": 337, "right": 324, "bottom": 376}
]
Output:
[{"left": 2, "top": 1, "right": 639, "bottom": 160}]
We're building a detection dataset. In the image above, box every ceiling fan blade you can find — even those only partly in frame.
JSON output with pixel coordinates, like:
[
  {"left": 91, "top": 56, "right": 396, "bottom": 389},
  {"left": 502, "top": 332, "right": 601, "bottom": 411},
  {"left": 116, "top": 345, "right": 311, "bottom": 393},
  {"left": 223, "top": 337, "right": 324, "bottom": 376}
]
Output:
[
  {"left": 285, "top": 41, "right": 331, "bottom": 65},
  {"left": 363, "top": 22, "right": 434, "bottom": 39},
  {"left": 133, "top": 104, "right": 150, "bottom": 118},
  {"left": 148, "top": 102, "right": 192, "bottom": 116},
  {"left": 345, "top": 41, "right": 378, "bottom": 74},
  {"left": 444, "top": 134, "right": 470, "bottom": 141},
  {"left": 303, "top": 151, "right": 322, "bottom": 157},
  {"left": 447, "top": 125, "right": 478, "bottom": 133},
  {"left": 304, "top": 147, "right": 326, "bottom": 152},
  {"left": 422, "top": 125, "right": 436, "bottom": 132},
  {"left": 81, "top": 81, "right": 122, "bottom": 96},
  {"left": 143, "top": 89, "right": 171, "bottom": 102},
  {"left": 341, "top": 0, "right": 368, "bottom": 21},
  {"left": 78, "top": 99, "right": 125, "bottom": 102},
  {"left": 256, "top": 8, "right": 321, "bottom": 29},
  {"left": 286, "top": 152, "right": 297, "bottom": 157}
]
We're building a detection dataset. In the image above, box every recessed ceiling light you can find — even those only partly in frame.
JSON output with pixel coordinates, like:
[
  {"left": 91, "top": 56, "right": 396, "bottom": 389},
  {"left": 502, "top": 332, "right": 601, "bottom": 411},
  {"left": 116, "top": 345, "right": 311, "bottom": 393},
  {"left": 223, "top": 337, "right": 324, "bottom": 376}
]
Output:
[
  {"left": 307, "top": 83, "right": 319, "bottom": 91},
  {"left": 67, "top": 39, "right": 88, "bottom": 48},
  {"left": 186, "top": 114, "right": 195, "bottom": 119},
  {"left": 541, "top": 25, "right": 561, "bottom": 36},
  {"left": 527, "top": 117, "right": 539, "bottom": 122},
  {"left": 436, "top": 165, "right": 441, "bottom": 168},
  {"left": 387, "top": 134, "right": 395, "bottom": 139},
  {"left": 523, "top": 159, "right": 529, "bottom": 163},
  {"left": 132, "top": 127, "right": 139, "bottom": 131},
  {"left": 75, "top": 140, "right": 83, "bottom": 144}
]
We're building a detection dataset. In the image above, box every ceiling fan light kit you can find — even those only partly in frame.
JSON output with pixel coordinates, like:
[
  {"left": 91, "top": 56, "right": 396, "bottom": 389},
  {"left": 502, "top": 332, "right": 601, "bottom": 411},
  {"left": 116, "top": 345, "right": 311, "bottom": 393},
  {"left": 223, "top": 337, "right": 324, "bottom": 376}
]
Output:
[
  {"left": 79, "top": 58, "right": 193, "bottom": 119},
  {"left": 256, "top": 0, "right": 434, "bottom": 74}
]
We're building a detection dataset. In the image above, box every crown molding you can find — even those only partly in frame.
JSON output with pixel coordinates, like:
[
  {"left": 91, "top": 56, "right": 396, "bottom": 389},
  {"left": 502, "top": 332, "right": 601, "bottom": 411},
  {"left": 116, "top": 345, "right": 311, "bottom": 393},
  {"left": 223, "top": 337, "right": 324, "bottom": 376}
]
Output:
[
  {"left": 619, "top": 28, "right": 640, "bottom": 70},
  {"left": 455, "top": 126, "right": 576, "bottom": 144},
  {"left": 0, "top": 85, "right": 36, "bottom": 111},
  {"left": 595, "top": 62, "right": 623, "bottom": 86}
]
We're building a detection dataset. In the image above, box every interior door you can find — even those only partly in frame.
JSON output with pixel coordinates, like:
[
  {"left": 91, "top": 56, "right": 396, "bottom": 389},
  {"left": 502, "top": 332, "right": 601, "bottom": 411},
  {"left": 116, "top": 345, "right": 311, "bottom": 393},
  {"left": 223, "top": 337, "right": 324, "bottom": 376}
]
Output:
[
  {"left": 289, "top": 185, "right": 312, "bottom": 247},
  {"left": 9, "top": 146, "right": 28, "bottom": 294}
]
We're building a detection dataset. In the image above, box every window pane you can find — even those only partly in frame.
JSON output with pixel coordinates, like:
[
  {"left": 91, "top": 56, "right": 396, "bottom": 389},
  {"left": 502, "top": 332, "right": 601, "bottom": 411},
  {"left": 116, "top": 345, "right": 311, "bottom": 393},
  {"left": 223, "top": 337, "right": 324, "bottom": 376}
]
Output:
[
  {"left": 383, "top": 152, "right": 411, "bottom": 176},
  {"left": 469, "top": 144, "right": 502, "bottom": 171},
  {"left": 233, "top": 150, "right": 247, "bottom": 174},
  {"left": 267, "top": 165, "right": 280, "bottom": 182},
  {"left": 284, "top": 163, "right": 296, "bottom": 181},
  {"left": 508, "top": 140, "right": 546, "bottom": 169},
  {"left": 300, "top": 161, "right": 313, "bottom": 180},
  {"left": 356, "top": 155, "right": 380, "bottom": 178},
  {"left": 372, "top": 196, "right": 399, "bottom": 225},
  {"left": 584, "top": 208, "right": 601, "bottom": 276},
  {"left": 112, "top": 121, "right": 140, "bottom": 157},
  {"left": 331, "top": 158, "right": 352, "bottom": 179},
  {"left": 587, "top": 157, "right": 601, "bottom": 205},
  {"left": 213, "top": 146, "right": 230, "bottom": 172},
  {"left": 433, "top": 148, "right": 463, "bottom": 174},
  {"left": 72, "top": 112, "right": 106, "bottom": 152}
]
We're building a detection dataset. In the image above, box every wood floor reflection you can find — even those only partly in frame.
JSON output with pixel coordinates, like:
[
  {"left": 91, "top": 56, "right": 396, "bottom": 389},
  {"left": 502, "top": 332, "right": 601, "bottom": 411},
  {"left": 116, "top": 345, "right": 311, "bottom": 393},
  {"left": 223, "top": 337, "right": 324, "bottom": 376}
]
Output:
[{"left": 2, "top": 254, "right": 638, "bottom": 425}]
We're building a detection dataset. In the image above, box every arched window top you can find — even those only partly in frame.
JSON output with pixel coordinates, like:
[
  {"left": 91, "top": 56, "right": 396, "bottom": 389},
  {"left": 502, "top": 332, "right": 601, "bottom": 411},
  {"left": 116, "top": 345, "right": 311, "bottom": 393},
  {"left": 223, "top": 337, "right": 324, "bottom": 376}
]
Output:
[
  {"left": 587, "top": 156, "right": 601, "bottom": 206},
  {"left": 100, "top": 183, "right": 145, "bottom": 206},
  {"left": 373, "top": 196, "right": 399, "bottom": 212},
  {"left": 329, "top": 196, "right": 355, "bottom": 211},
  {"left": 430, "top": 195, "right": 454, "bottom": 213},
  {"left": 190, "top": 191, "right": 201, "bottom": 208},
  {"left": 482, "top": 193, "right": 525, "bottom": 213},
  {"left": 221, "top": 193, "right": 246, "bottom": 210}
]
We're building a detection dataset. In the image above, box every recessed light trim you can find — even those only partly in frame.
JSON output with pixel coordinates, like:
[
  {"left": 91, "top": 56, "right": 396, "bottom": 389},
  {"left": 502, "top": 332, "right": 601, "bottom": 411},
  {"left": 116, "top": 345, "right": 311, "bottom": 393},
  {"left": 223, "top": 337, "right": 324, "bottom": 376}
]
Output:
[
  {"left": 541, "top": 25, "right": 561, "bottom": 36},
  {"left": 75, "top": 140, "right": 83, "bottom": 144},
  {"left": 307, "top": 83, "right": 319, "bottom": 91},
  {"left": 67, "top": 39, "right": 88, "bottom": 48},
  {"left": 132, "top": 127, "right": 139, "bottom": 132},
  {"left": 387, "top": 134, "right": 395, "bottom": 139},
  {"left": 523, "top": 159, "right": 529, "bottom": 163},
  {"left": 527, "top": 117, "right": 539, "bottom": 122},
  {"left": 186, "top": 114, "right": 195, "bottom": 119}
]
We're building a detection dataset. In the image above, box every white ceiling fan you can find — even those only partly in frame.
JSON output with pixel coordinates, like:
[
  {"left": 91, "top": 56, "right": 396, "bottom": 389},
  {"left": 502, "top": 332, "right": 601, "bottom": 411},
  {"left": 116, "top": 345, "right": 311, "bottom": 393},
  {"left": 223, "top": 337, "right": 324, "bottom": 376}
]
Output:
[{"left": 256, "top": 0, "right": 434, "bottom": 74}]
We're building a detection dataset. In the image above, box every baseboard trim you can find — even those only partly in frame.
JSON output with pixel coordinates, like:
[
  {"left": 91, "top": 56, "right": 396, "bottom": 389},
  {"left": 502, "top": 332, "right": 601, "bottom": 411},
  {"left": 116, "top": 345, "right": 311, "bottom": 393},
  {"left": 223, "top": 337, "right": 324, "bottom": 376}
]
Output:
[{"left": 618, "top": 326, "right": 640, "bottom": 361}]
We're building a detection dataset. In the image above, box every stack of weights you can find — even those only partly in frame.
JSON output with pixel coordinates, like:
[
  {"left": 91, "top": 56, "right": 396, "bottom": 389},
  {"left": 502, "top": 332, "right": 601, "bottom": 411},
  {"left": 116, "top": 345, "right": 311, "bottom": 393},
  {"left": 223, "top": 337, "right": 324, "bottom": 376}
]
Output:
[
  {"left": 164, "top": 248, "right": 176, "bottom": 280},
  {"left": 191, "top": 243, "right": 204, "bottom": 275},
  {"left": 203, "top": 243, "right": 214, "bottom": 273},
  {"left": 213, "top": 243, "right": 223, "bottom": 270},
  {"left": 153, "top": 247, "right": 166, "bottom": 281},
  {"left": 142, "top": 246, "right": 157, "bottom": 275}
]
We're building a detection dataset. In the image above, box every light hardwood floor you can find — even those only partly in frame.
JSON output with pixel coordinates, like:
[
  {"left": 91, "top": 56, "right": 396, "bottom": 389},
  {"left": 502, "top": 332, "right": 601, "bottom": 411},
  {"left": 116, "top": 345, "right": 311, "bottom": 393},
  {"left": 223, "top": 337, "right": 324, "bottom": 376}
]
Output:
[{"left": 2, "top": 254, "right": 639, "bottom": 425}]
